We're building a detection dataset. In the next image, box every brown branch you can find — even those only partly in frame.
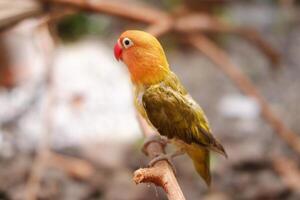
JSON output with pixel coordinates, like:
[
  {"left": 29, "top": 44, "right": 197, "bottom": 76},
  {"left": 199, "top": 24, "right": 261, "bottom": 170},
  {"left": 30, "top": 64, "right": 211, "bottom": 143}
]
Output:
[
  {"left": 41, "top": 0, "right": 169, "bottom": 24},
  {"left": 146, "top": 19, "right": 173, "bottom": 38},
  {"left": 3, "top": 0, "right": 280, "bottom": 66},
  {"left": 0, "top": 0, "right": 43, "bottom": 32},
  {"left": 174, "top": 13, "right": 230, "bottom": 33},
  {"left": 48, "top": 153, "right": 95, "bottom": 180},
  {"left": 234, "top": 27, "right": 281, "bottom": 66},
  {"left": 25, "top": 24, "right": 54, "bottom": 200},
  {"left": 174, "top": 13, "right": 280, "bottom": 66},
  {"left": 272, "top": 157, "right": 300, "bottom": 192},
  {"left": 188, "top": 34, "right": 300, "bottom": 155},
  {"left": 134, "top": 114, "right": 186, "bottom": 200}
]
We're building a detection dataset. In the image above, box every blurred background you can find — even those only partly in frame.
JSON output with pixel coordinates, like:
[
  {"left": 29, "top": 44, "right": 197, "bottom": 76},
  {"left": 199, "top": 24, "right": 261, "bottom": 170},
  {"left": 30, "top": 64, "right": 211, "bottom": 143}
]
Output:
[{"left": 0, "top": 0, "right": 300, "bottom": 199}]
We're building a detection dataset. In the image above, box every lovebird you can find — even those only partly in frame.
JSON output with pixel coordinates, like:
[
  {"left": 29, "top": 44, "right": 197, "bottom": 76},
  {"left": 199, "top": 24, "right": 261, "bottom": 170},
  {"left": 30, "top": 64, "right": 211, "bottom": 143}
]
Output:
[{"left": 114, "top": 30, "right": 227, "bottom": 185}]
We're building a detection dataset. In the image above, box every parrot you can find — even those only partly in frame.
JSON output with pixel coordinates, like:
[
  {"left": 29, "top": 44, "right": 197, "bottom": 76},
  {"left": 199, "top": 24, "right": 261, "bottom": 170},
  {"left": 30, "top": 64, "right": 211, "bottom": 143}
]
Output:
[{"left": 114, "top": 30, "right": 227, "bottom": 186}]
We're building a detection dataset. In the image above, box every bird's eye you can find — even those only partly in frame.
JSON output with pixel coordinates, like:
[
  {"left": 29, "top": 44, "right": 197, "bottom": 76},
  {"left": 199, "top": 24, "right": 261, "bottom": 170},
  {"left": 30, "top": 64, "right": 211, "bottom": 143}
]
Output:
[{"left": 122, "top": 38, "right": 133, "bottom": 49}]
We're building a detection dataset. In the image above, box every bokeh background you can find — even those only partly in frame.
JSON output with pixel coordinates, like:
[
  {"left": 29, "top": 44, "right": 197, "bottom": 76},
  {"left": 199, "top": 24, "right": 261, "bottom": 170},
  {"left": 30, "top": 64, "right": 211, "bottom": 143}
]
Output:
[{"left": 0, "top": 0, "right": 300, "bottom": 199}]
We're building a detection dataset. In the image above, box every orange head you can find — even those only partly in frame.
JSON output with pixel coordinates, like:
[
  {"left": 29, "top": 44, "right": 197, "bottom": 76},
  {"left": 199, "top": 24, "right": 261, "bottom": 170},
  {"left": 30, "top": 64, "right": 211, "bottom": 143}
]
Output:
[{"left": 114, "top": 30, "right": 170, "bottom": 85}]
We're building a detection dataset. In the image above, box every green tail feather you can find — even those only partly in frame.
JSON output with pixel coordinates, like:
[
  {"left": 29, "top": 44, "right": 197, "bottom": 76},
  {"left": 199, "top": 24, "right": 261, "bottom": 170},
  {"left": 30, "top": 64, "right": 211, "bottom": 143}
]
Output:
[{"left": 186, "top": 145, "right": 211, "bottom": 186}]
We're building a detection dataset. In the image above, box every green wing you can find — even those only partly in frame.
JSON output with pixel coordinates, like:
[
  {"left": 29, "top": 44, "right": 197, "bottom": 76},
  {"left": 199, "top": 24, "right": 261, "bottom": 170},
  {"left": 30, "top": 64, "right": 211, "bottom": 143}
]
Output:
[{"left": 142, "top": 84, "right": 226, "bottom": 156}]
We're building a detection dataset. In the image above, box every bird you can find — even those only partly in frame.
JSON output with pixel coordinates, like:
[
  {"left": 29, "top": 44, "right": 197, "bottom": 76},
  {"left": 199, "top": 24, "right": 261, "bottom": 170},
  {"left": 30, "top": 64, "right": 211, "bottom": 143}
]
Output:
[{"left": 114, "top": 30, "right": 227, "bottom": 186}]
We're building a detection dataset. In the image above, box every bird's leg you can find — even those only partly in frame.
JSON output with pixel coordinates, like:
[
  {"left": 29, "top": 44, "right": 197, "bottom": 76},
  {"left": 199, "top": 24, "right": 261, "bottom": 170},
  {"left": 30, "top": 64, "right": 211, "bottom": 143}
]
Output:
[
  {"left": 148, "top": 149, "right": 185, "bottom": 174},
  {"left": 142, "top": 134, "right": 169, "bottom": 155}
]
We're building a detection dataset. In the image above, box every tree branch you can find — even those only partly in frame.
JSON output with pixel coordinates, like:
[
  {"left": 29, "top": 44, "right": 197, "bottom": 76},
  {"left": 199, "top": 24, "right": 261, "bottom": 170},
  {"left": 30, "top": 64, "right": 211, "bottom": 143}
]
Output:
[
  {"left": 134, "top": 114, "right": 186, "bottom": 200},
  {"left": 41, "top": 0, "right": 169, "bottom": 24},
  {"left": 272, "top": 157, "right": 300, "bottom": 192},
  {"left": 174, "top": 13, "right": 280, "bottom": 66},
  {"left": 25, "top": 23, "right": 54, "bottom": 200},
  {"left": 0, "top": 0, "right": 43, "bottom": 31},
  {"left": 48, "top": 153, "right": 94, "bottom": 180}
]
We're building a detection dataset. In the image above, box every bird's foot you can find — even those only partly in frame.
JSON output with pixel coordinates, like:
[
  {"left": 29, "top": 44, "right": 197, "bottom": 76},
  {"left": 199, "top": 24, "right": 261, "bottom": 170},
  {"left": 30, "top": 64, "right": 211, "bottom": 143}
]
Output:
[
  {"left": 148, "top": 150, "right": 185, "bottom": 174},
  {"left": 142, "top": 134, "right": 169, "bottom": 155}
]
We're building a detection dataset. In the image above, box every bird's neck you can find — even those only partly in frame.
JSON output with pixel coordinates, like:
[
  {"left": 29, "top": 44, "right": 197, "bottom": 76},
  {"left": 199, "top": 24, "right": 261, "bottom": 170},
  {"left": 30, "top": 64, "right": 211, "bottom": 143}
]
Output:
[
  {"left": 135, "top": 71, "right": 187, "bottom": 96},
  {"left": 128, "top": 64, "right": 170, "bottom": 86}
]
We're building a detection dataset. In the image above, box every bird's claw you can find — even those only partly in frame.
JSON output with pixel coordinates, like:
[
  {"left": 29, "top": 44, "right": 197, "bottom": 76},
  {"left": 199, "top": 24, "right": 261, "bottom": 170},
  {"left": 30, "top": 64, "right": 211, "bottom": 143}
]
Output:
[
  {"left": 142, "top": 134, "right": 169, "bottom": 155},
  {"left": 148, "top": 153, "right": 177, "bottom": 174}
]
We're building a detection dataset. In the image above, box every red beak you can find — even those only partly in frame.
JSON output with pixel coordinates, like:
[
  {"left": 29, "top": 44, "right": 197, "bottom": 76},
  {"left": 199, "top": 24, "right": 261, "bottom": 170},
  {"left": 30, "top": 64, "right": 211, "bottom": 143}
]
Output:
[{"left": 114, "top": 41, "right": 122, "bottom": 61}]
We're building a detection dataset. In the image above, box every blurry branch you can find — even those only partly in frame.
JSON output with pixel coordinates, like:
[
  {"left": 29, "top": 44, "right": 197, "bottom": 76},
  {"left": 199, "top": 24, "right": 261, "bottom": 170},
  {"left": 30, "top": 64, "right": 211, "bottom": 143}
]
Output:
[
  {"left": 174, "top": 13, "right": 280, "bottom": 66},
  {"left": 24, "top": 20, "right": 95, "bottom": 200},
  {"left": 272, "top": 157, "right": 300, "bottom": 192},
  {"left": 0, "top": 35, "right": 16, "bottom": 88},
  {"left": 0, "top": 0, "right": 280, "bottom": 65},
  {"left": 0, "top": 85, "right": 42, "bottom": 128},
  {"left": 233, "top": 28, "right": 280, "bottom": 66},
  {"left": 40, "top": 0, "right": 280, "bottom": 66},
  {"left": 0, "top": 0, "right": 43, "bottom": 32},
  {"left": 0, "top": 13, "right": 73, "bottom": 128},
  {"left": 146, "top": 18, "right": 173, "bottom": 38},
  {"left": 48, "top": 153, "right": 94, "bottom": 180},
  {"left": 41, "top": 0, "right": 170, "bottom": 24},
  {"left": 25, "top": 24, "right": 55, "bottom": 200},
  {"left": 134, "top": 114, "right": 186, "bottom": 200},
  {"left": 188, "top": 34, "right": 300, "bottom": 156},
  {"left": 279, "top": 0, "right": 295, "bottom": 7},
  {"left": 0, "top": 0, "right": 281, "bottom": 65}
]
